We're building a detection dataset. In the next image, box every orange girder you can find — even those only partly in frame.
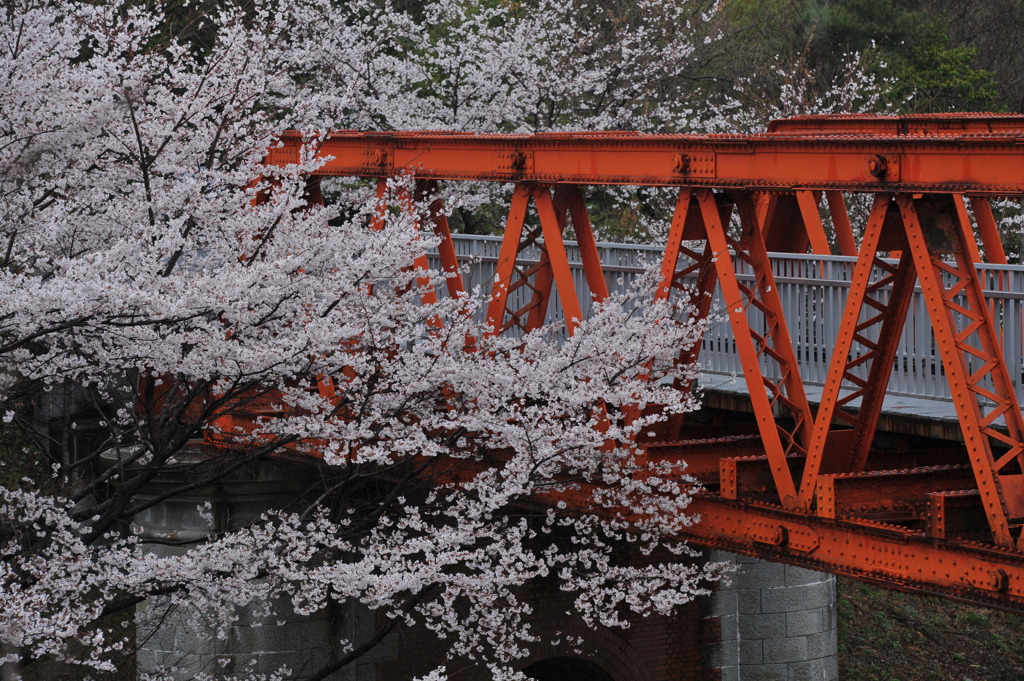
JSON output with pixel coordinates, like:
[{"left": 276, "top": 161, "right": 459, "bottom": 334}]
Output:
[
  {"left": 240, "top": 114, "right": 1024, "bottom": 611},
  {"left": 269, "top": 126, "right": 1024, "bottom": 194}
]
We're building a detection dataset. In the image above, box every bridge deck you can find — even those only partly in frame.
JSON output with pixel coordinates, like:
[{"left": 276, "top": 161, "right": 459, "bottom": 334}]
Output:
[{"left": 703, "top": 372, "right": 981, "bottom": 443}]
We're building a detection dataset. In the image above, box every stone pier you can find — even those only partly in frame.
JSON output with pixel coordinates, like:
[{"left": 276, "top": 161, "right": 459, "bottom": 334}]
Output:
[{"left": 702, "top": 551, "right": 838, "bottom": 681}]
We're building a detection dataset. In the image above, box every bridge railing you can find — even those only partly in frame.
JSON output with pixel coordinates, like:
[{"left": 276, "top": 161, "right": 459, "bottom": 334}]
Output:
[{"left": 432, "top": 234, "right": 1024, "bottom": 404}]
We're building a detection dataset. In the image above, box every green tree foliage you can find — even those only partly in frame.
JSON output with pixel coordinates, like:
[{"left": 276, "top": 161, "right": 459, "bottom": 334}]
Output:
[
  {"left": 935, "top": 0, "right": 1024, "bottom": 112},
  {"left": 894, "top": 36, "right": 998, "bottom": 112},
  {"left": 814, "top": 0, "right": 997, "bottom": 111},
  {"left": 717, "top": 0, "right": 999, "bottom": 113}
]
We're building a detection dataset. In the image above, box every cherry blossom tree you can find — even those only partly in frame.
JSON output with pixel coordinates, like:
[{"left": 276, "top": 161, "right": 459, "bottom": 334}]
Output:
[
  {"left": 313, "top": 0, "right": 894, "bottom": 240},
  {"left": 0, "top": 1, "right": 730, "bottom": 679},
  {"left": 0, "top": 0, "right": 905, "bottom": 677},
  {"left": 283, "top": 0, "right": 737, "bottom": 238}
]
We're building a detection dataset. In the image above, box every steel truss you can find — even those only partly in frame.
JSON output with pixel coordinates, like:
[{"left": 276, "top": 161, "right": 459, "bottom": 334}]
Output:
[{"left": 249, "top": 114, "right": 1024, "bottom": 611}]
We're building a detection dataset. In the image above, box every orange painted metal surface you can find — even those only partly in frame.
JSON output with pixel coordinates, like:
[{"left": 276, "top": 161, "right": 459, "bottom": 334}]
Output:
[
  {"left": 268, "top": 123, "right": 1024, "bottom": 193},
  {"left": 225, "top": 114, "right": 1024, "bottom": 611},
  {"left": 767, "top": 111, "right": 1024, "bottom": 137}
]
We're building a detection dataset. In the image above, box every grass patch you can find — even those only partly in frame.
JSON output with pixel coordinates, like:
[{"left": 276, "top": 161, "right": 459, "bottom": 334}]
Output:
[{"left": 839, "top": 577, "right": 1024, "bottom": 680}]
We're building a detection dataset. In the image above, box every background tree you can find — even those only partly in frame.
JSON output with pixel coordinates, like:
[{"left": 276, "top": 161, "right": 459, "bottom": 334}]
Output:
[
  {"left": 924, "top": 0, "right": 1024, "bottom": 113},
  {"left": 300, "top": 0, "right": 733, "bottom": 238},
  {"left": 710, "top": 0, "right": 998, "bottom": 115}
]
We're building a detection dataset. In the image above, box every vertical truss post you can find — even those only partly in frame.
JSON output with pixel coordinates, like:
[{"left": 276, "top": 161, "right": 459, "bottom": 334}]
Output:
[
  {"left": 653, "top": 188, "right": 718, "bottom": 437},
  {"left": 698, "top": 188, "right": 810, "bottom": 507},
  {"left": 801, "top": 195, "right": 919, "bottom": 496},
  {"left": 299, "top": 177, "right": 341, "bottom": 407},
  {"left": 532, "top": 186, "right": 581, "bottom": 333},
  {"left": 760, "top": 192, "right": 809, "bottom": 253},
  {"left": 417, "top": 180, "right": 466, "bottom": 299},
  {"left": 304, "top": 176, "right": 324, "bottom": 208},
  {"left": 657, "top": 187, "right": 694, "bottom": 302},
  {"left": 968, "top": 196, "right": 1009, "bottom": 265},
  {"left": 826, "top": 191, "right": 858, "bottom": 257},
  {"left": 899, "top": 193, "right": 1024, "bottom": 549},
  {"left": 323, "top": 177, "right": 458, "bottom": 404},
  {"left": 534, "top": 187, "right": 584, "bottom": 334},
  {"left": 386, "top": 182, "right": 442, "bottom": 313},
  {"left": 656, "top": 188, "right": 722, "bottom": 368},
  {"left": 485, "top": 185, "right": 584, "bottom": 338},
  {"left": 523, "top": 200, "right": 560, "bottom": 332},
  {"left": 794, "top": 190, "right": 832, "bottom": 256},
  {"left": 486, "top": 185, "right": 532, "bottom": 336},
  {"left": 369, "top": 178, "right": 388, "bottom": 231},
  {"left": 953, "top": 194, "right": 985, "bottom": 264},
  {"left": 758, "top": 190, "right": 835, "bottom": 256},
  {"left": 561, "top": 186, "right": 609, "bottom": 304}
]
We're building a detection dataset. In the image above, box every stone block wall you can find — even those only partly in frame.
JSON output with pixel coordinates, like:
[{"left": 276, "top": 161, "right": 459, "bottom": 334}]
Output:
[
  {"left": 702, "top": 551, "right": 838, "bottom": 681},
  {"left": 126, "top": 452, "right": 397, "bottom": 681}
]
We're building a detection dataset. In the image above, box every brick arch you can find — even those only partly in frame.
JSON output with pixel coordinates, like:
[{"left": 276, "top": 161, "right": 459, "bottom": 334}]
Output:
[{"left": 517, "top": 618, "right": 655, "bottom": 681}]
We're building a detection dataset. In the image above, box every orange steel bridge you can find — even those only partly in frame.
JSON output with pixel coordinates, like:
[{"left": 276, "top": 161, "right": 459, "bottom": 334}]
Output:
[{"left": 245, "top": 113, "right": 1024, "bottom": 611}]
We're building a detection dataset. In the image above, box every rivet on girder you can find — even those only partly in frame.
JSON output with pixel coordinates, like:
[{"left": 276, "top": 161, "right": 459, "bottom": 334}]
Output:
[
  {"left": 988, "top": 569, "right": 1009, "bottom": 592},
  {"left": 969, "top": 568, "right": 1009, "bottom": 592},
  {"left": 751, "top": 524, "right": 788, "bottom": 547},
  {"left": 868, "top": 154, "right": 889, "bottom": 179},
  {"left": 783, "top": 494, "right": 809, "bottom": 512}
]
